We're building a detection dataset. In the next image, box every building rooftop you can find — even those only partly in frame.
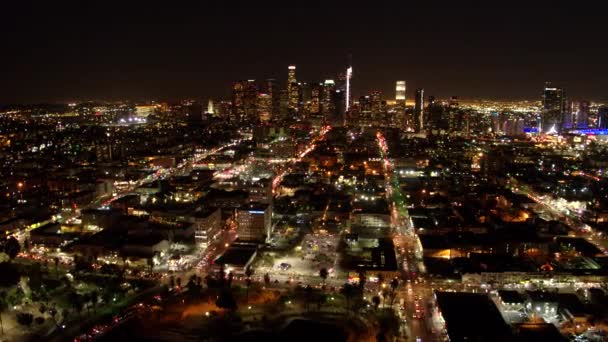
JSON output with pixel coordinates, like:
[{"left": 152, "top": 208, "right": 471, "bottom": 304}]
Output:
[{"left": 435, "top": 291, "right": 513, "bottom": 342}]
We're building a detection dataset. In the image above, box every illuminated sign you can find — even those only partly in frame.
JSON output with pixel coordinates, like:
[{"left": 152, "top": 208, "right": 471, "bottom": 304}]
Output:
[{"left": 248, "top": 210, "right": 265, "bottom": 214}]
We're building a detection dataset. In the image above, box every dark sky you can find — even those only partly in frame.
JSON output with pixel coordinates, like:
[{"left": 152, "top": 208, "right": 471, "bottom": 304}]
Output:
[{"left": 1, "top": 2, "right": 607, "bottom": 104}]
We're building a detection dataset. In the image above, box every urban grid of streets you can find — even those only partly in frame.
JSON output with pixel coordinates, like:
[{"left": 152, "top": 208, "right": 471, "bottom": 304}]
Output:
[{"left": 13, "top": 125, "right": 608, "bottom": 342}]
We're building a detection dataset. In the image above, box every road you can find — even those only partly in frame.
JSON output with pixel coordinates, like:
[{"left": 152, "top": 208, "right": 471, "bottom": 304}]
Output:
[{"left": 376, "top": 131, "right": 435, "bottom": 341}]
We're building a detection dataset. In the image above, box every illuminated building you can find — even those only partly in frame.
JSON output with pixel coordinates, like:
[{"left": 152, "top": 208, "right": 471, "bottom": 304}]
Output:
[
  {"left": 287, "top": 65, "right": 298, "bottom": 110},
  {"left": 310, "top": 82, "right": 322, "bottom": 114},
  {"left": 192, "top": 207, "right": 222, "bottom": 248},
  {"left": 237, "top": 204, "right": 272, "bottom": 242},
  {"left": 599, "top": 106, "right": 608, "bottom": 129},
  {"left": 359, "top": 95, "right": 372, "bottom": 126},
  {"left": 414, "top": 88, "right": 424, "bottom": 131},
  {"left": 231, "top": 80, "right": 246, "bottom": 121},
  {"left": 206, "top": 99, "right": 215, "bottom": 115},
  {"left": 331, "top": 89, "right": 346, "bottom": 126},
  {"left": 135, "top": 105, "right": 154, "bottom": 117},
  {"left": 257, "top": 93, "right": 272, "bottom": 122},
  {"left": 243, "top": 80, "right": 258, "bottom": 121},
  {"left": 395, "top": 81, "right": 406, "bottom": 102},
  {"left": 370, "top": 90, "right": 383, "bottom": 123},
  {"left": 542, "top": 82, "right": 566, "bottom": 133},
  {"left": 576, "top": 100, "right": 589, "bottom": 129},
  {"left": 265, "top": 78, "right": 280, "bottom": 120},
  {"left": 322, "top": 79, "right": 335, "bottom": 123},
  {"left": 346, "top": 66, "right": 353, "bottom": 112}
]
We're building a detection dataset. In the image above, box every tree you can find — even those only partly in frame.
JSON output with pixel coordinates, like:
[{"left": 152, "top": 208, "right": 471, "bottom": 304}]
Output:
[
  {"left": 389, "top": 278, "right": 399, "bottom": 305},
  {"left": 319, "top": 268, "right": 329, "bottom": 285},
  {"left": 4, "top": 237, "right": 20, "bottom": 260},
  {"left": 169, "top": 275, "right": 175, "bottom": 288},
  {"left": 16, "top": 312, "right": 34, "bottom": 327},
  {"left": 357, "top": 269, "right": 367, "bottom": 290},
  {"left": 0, "top": 262, "right": 20, "bottom": 288},
  {"left": 53, "top": 257, "right": 60, "bottom": 276},
  {"left": 0, "top": 292, "right": 7, "bottom": 338},
  {"left": 216, "top": 289, "right": 237, "bottom": 311},
  {"left": 340, "top": 283, "right": 356, "bottom": 312},
  {"left": 372, "top": 295, "right": 381, "bottom": 311},
  {"left": 90, "top": 290, "right": 99, "bottom": 313},
  {"left": 263, "top": 273, "right": 270, "bottom": 285}
]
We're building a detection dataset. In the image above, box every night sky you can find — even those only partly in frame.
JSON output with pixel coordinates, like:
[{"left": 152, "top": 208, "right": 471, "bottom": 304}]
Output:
[{"left": 1, "top": 2, "right": 607, "bottom": 104}]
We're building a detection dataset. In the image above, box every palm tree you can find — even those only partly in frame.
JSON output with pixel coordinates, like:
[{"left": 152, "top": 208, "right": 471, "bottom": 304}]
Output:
[
  {"left": 91, "top": 290, "right": 99, "bottom": 314},
  {"left": 372, "top": 295, "right": 381, "bottom": 311},
  {"left": 389, "top": 278, "right": 399, "bottom": 306},
  {"left": 319, "top": 268, "right": 329, "bottom": 285},
  {"left": 53, "top": 257, "right": 60, "bottom": 276},
  {"left": 0, "top": 292, "right": 7, "bottom": 338},
  {"left": 340, "top": 283, "right": 356, "bottom": 313}
]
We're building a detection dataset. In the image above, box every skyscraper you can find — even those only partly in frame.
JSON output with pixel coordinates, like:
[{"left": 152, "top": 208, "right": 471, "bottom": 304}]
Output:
[
  {"left": 598, "top": 106, "right": 608, "bottom": 129},
  {"left": 395, "top": 81, "right": 406, "bottom": 102},
  {"left": 243, "top": 80, "right": 258, "bottom": 121},
  {"left": 370, "top": 90, "right": 383, "bottom": 123},
  {"left": 287, "top": 65, "right": 298, "bottom": 110},
  {"left": 576, "top": 100, "right": 589, "bottom": 129},
  {"left": 207, "top": 99, "right": 215, "bottom": 115},
  {"left": 414, "top": 88, "right": 424, "bottom": 131},
  {"left": 321, "top": 79, "right": 335, "bottom": 124},
  {"left": 346, "top": 67, "right": 353, "bottom": 112},
  {"left": 257, "top": 93, "right": 272, "bottom": 122},
  {"left": 266, "top": 78, "right": 280, "bottom": 120},
  {"left": 542, "top": 82, "right": 566, "bottom": 133},
  {"left": 232, "top": 81, "right": 246, "bottom": 122}
]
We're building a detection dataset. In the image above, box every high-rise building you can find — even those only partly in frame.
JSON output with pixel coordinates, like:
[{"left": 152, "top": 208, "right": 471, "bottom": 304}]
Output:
[
  {"left": 287, "top": 65, "right": 298, "bottom": 110},
  {"left": 257, "top": 93, "right": 272, "bottom": 122},
  {"left": 598, "top": 106, "right": 608, "bottom": 129},
  {"left": 232, "top": 81, "right": 246, "bottom": 121},
  {"left": 310, "top": 83, "right": 322, "bottom": 115},
  {"left": 243, "top": 80, "right": 258, "bottom": 121},
  {"left": 359, "top": 95, "right": 372, "bottom": 126},
  {"left": 370, "top": 90, "right": 383, "bottom": 123},
  {"left": 331, "top": 89, "right": 345, "bottom": 126},
  {"left": 322, "top": 80, "right": 335, "bottom": 124},
  {"left": 237, "top": 204, "right": 272, "bottom": 242},
  {"left": 414, "top": 88, "right": 425, "bottom": 131},
  {"left": 542, "top": 82, "right": 566, "bottom": 133},
  {"left": 346, "top": 66, "right": 353, "bottom": 112},
  {"left": 576, "top": 100, "right": 589, "bottom": 129},
  {"left": 266, "top": 78, "right": 280, "bottom": 120},
  {"left": 395, "top": 81, "right": 406, "bottom": 102},
  {"left": 207, "top": 99, "right": 215, "bottom": 115}
]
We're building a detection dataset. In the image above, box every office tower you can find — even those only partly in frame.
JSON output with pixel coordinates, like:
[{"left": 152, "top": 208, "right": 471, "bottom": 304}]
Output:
[
  {"left": 322, "top": 80, "right": 335, "bottom": 123},
  {"left": 414, "top": 88, "right": 425, "bottom": 131},
  {"left": 427, "top": 101, "right": 446, "bottom": 132},
  {"left": 243, "top": 80, "right": 258, "bottom": 121},
  {"left": 395, "top": 81, "right": 406, "bottom": 102},
  {"left": 359, "top": 95, "right": 372, "bottom": 126},
  {"left": 598, "top": 106, "right": 608, "bottom": 129},
  {"left": 237, "top": 203, "right": 272, "bottom": 242},
  {"left": 310, "top": 83, "right": 322, "bottom": 114},
  {"left": 370, "top": 90, "right": 383, "bottom": 123},
  {"left": 331, "top": 89, "right": 346, "bottom": 126},
  {"left": 232, "top": 81, "right": 246, "bottom": 122},
  {"left": 257, "top": 93, "right": 272, "bottom": 122},
  {"left": 542, "top": 82, "right": 566, "bottom": 133},
  {"left": 266, "top": 78, "right": 280, "bottom": 120},
  {"left": 346, "top": 67, "right": 353, "bottom": 112},
  {"left": 576, "top": 100, "right": 589, "bottom": 129},
  {"left": 287, "top": 65, "right": 298, "bottom": 110},
  {"left": 563, "top": 100, "right": 575, "bottom": 129},
  {"left": 206, "top": 99, "right": 215, "bottom": 115},
  {"left": 447, "top": 96, "right": 462, "bottom": 133}
]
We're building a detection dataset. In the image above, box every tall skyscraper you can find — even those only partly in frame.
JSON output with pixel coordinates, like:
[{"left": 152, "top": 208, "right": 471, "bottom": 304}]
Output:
[
  {"left": 321, "top": 79, "right": 335, "bottom": 124},
  {"left": 370, "top": 90, "right": 383, "bottom": 123},
  {"left": 243, "top": 80, "right": 258, "bottom": 121},
  {"left": 287, "top": 65, "right": 298, "bottom": 110},
  {"left": 257, "top": 93, "right": 272, "bottom": 122},
  {"left": 576, "top": 100, "right": 589, "bottom": 129},
  {"left": 414, "top": 88, "right": 425, "bottom": 131},
  {"left": 346, "top": 67, "right": 353, "bottom": 112},
  {"left": 331, "top": 89, "right": 345, "bottom": 126},
  {"left": 394, "top": 81, "right": 406, "bottom": 128},
  {"left": 266, "top": 78, "right": 280, "bottom": 120},
  {"left": 232, "top": 81, "right": 246, "bottom": 122},
  {"left": 310, "top": 83, "right": 322, "bottom": 115},
  {"left": 395, "top": 81, "right": 406, "bottom": 102},
  {"left": 542, "top": 82, "right": 566, "bottom": 133},
  {"left": 598, "top": 106, "right": 608, "bottom": 129},
  {"left": 207, "top": 99, "right": 215, "bottom": 115}
]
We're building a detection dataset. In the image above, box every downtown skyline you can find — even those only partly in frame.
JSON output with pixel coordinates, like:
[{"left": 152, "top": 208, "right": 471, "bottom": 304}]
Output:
[{"left": 1, "top": 3, "right": 608, "bottom": 103}]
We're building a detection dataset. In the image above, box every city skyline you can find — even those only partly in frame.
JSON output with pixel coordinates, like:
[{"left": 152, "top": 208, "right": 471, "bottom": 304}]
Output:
[{"left": 1, "top": 3, "right": 608, "bottom": 103}]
